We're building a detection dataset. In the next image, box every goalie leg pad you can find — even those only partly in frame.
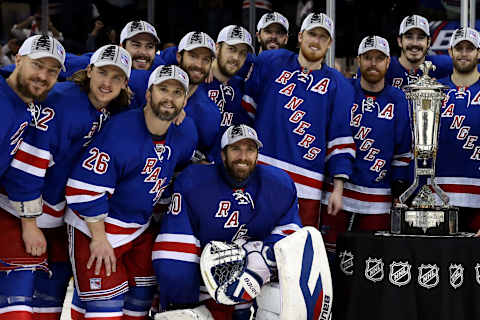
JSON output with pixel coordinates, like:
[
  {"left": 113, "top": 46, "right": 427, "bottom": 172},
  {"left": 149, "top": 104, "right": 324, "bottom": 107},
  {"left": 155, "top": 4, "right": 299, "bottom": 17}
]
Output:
[
  {"left": 154, "top": 305, "right": 214, "bottom": 320},
  {"left": 272, "top": 227, "right": 333, "bottom": 320}
]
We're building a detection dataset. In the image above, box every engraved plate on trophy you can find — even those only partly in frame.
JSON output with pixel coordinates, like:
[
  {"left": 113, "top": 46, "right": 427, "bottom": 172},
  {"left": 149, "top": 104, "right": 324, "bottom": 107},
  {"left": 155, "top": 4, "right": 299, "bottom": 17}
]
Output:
[{"left": 391, "top": 61, "right": 458, "bottom": 235}]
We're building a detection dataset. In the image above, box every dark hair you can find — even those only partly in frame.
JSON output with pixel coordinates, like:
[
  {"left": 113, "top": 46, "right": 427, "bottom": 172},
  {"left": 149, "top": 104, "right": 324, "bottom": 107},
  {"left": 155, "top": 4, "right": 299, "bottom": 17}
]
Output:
[{"left": 68, "top": 67, "right": 132, "bottom": 115}]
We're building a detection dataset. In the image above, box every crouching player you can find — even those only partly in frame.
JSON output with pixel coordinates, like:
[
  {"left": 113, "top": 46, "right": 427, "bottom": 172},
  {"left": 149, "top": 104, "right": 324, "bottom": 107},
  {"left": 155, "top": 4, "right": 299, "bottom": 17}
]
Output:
[
  {"left": 152, "top": 125, "right": 304, "bottom": 319},
  {"left": 64, "top": 65, "right": 197, "bottom": 319}
]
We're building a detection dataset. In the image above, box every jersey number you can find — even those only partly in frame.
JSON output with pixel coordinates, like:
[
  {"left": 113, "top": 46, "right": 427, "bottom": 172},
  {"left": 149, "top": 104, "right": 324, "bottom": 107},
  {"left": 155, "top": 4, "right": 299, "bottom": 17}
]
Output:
[
  {"left": 36, "top": 108, "right": 55, "bottom": 131},
  {"left": 82, "top": 147, "right": 110, "bottom": 174}
]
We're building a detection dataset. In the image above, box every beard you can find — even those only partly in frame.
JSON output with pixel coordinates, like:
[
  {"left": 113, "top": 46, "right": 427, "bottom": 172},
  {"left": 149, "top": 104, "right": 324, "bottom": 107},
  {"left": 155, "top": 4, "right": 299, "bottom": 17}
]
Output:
[
  {"left": 150, "top": 99, "right": 182, "bottom": 121},
  {"left": 360, "top": 66, "right": 387, "bottom": 84},
  {"left": 402, "top": 45, "right": 428, "bottom": 64},
  {"left": 179, "top": 57, "right": 208, "bottom": 85},
  {"left": 223, "top": 153, "right": 256, "bottom": 182},
  {"left": 453, "top": 57, "right": 477, "bottom": 74},
  {"left": 217, "top": 52, "right": 240, "bottom": 78},
  {"left": 260, "top": 38, "right": 284, "bottom": 51},
  {"left": 16, "top": 70, "right": 49, "bottom": 101}
]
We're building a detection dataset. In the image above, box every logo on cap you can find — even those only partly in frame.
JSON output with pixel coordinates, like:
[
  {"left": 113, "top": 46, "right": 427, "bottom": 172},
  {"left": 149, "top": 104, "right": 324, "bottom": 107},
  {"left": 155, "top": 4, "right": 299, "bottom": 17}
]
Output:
[
  {"left": 56, "top": 43, "right": 64, "bottom": 57},
  {"left": 405, "top": 16, "right": 416, "bottom": 27},
  {"left": 100, "top": 45, "right": 117, "bottom": 61},
  {"left": 130, "top": 20, "right": 144, "bottom": 32},
  {"left": 33, "top": 35, "right": 52, "bottom": 52},
  {"left": 158, "top": 65, "right": 173, "bottom": 77},
  {"left": 310, "top": 13, "right": 323, "bottom": 25},
  {"left": 230, "top": 125, "right": 244, "bottom": 139},
  {"left": 364, "top": 36, "right": 376, "bottom": 49},
  {"left": 120, "top": 53, "right": 129, "bottom": 66},
  {"left": 229, "top": 26, "right": 244, "bottom": 40},
  {"left": 189, "top": 32, "right": 203, "bottom": 45},
  {"left": 264, "top": 13, "right": 276, "bottom": 23}
]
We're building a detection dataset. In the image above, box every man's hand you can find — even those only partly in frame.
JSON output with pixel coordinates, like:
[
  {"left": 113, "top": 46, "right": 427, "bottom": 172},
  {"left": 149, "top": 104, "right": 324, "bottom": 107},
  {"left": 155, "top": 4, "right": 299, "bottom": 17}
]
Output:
[
  {"left": 327, "top": 178, "right": 344, "bottom": 216},
  {"left": 21, "top": 218, "right": 46, "bottom": 256},
  {"left": 86, "top": 219, "right": 116, "bottom": 276},
  {"left": 475, "top": 229, "right": 480, "bottom": 237},
  {"left": 87, "top": 236, "right": 116, "bottom": 276},
  {"left": 173, "top": 109, "right": 186, "bottom": 125}
]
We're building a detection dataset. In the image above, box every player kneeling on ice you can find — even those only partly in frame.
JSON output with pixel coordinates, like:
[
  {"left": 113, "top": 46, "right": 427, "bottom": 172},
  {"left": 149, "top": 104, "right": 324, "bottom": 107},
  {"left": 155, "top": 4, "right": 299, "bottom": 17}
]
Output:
[{"left": 153, "top": 125, "right": 333, "bottom": 319}]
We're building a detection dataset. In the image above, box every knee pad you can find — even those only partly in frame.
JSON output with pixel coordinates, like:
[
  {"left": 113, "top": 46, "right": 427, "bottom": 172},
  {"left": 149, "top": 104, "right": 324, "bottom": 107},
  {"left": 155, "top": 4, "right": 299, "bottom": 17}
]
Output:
[
  {"left": 0, "top": 270, "right": 35, "bottom": 307},
  {"left": 123, "top": 285, "right": 155, "bottom": 313},
  {"left": 33, "top": 262, "right": 72, "bottom": 308}
]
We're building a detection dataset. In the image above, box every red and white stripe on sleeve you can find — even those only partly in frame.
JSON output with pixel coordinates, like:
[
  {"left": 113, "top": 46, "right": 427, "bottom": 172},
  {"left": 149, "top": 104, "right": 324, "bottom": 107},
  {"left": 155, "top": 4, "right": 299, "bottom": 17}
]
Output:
[
  {"left": 152, "top": 233, "right": 201, "bottom": 264},
  {"left": 241, "top": 94, "right": 257, "bottom": 119},
  {"left": 10, "top": 141, "right": 53, "bottom": 177},
  {"left": 65, "top": 178, "right": 114, "bottom": 204},
  {"left": 392, "top": 151, "right": 412, "bottom": 167},
  {"left": 325, "top": 136, "right": 356, "bottom": 162}
]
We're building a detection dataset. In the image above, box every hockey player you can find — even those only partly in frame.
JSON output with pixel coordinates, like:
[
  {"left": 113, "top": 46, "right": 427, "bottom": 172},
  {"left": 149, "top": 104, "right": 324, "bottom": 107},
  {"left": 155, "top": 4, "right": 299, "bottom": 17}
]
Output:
[
  {"left": 1, "top": 44, "right": 131, "bottom": 320},
  {"left": 241, "top": 13, "right": 356, "bottom": 228},
  {"left": 202, "top": 25, "right": 254, "bottom": 162},
  {"left": 0, "top": 34, "right": 66, "bottom": 319},
  {"left": 436, "top": 28, "right": 480, "bottom": 234},
  {"left": 322, "top": 36, "right": 412, "bottom": 253},
  {"left": 65, "top": 64, "right": 197, "bottom": 320},
  {"left": 256, "top": 11, "right": 289, "bottom": 53},
  {"left": 153, "top": 124, "right": 302, "bottom": 320},
  {"left": 176, "top": 31, "right": 221, "bottom": 161},
  {"left": 387, "top": 14, "right": 453, "bottom": 88}
]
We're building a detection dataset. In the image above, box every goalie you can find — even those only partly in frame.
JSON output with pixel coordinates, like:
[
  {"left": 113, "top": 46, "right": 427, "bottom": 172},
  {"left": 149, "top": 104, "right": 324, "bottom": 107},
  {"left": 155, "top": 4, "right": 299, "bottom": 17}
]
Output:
[{"left": 152, "top": 124, "right": 302, "bottom": 319}]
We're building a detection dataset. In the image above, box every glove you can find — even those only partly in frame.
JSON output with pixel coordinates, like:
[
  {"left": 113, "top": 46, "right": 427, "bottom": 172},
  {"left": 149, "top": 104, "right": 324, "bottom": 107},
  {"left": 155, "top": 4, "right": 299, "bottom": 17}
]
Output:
[
  {"left": 220, "top": 241, "right": 271, "bottom": 304},
  {"left": 200, "top": 241, "right": 271, "bottom": 305}
]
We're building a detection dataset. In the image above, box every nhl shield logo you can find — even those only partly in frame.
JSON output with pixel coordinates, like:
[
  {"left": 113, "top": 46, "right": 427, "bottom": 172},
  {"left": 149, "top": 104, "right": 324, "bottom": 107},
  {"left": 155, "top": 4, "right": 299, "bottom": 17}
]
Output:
[
  {"left": 475, "top": 263, "right": 480, "bottom": 286},
  {"left": 417, "top": 264, "right": 439, "bottom": 289},
  {"left": 389, "top": 261, "right": 411, "bottom": 287},
  {"left": 364, "top": 257, "right": 384, "bottom": 282},
  {"left": 449, "top": 263, "right": 464, "bottom": 289},
  {"left": 339, "top": 250, "right": 354, "bottom": 276}
]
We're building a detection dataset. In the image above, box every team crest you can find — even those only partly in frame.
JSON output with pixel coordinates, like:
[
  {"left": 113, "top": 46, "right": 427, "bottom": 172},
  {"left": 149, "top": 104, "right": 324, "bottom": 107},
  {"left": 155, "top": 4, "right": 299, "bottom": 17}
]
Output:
[
  {"left": 449, "top": 263, "right": 464, "bottom": 289},
  {"left": 339, "top": 250, "right": 354, "bottom": 276},
  {"left": 364, "top": 257, "right": 384, "bottom": 282},
  {"left": 417, "top": 264, "right": 440, "bottom": 289},
  {"left": 89, "top": 278, "right": 102, "bottom": 290},
  {"left": 154, "top": 144, "right": 171, "bottom": 161},
  {"left": 389, "top": 261, "right": 411, "bottom": 287},
  {"left": 475, "top": 263, "right": 480, "bottom": 285}
]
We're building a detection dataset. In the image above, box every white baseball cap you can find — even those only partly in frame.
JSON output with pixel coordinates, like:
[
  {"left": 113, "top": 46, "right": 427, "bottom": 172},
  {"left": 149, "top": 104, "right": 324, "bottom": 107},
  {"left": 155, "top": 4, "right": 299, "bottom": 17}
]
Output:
[
  {"left": 399, "top": 15, "right": 430, "bottom": 36},
  {"left": 257, "top": 12, "right": 289, "bottom": 33},
  {"left": 450, "top": 27, "right": 480, "bottom": 49},
  {"left": 148, "top": 65, "right": 189, "bottom": 93},
  {"left": 217, "top": 25, "right": 254, "bottom": 52},
  {"left": 90, "top": 45, "right": 132, "bottom": 79},
  {"left": 120, "top": 20, "right": 160, "bottom": 44},
  {"left": 300, "top": 13, "right": 334, "bottom": 38},
  {"left": 221, "top": 124, "right": 263, "bottom": 149},
  {"left": 178, "top": 31, "right": 216, "bottom": 57},
  {"left": 358, "top": 36, "right": 390, "bottom": 57},
  {"left": 18, "top": 35, "right": 66, "bottom": 72}
]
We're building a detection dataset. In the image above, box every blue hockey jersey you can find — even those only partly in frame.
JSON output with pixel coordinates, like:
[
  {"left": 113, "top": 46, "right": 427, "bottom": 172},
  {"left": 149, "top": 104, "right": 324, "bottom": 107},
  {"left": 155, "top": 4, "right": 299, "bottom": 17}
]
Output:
[
  {"left": 386, "top": 55, "right": 453, "bottom": 88},
  {"left": 242, "top": 49, "right": 356, "bottom": 200},
  {"left": 324, "top": 79, "right": 412, "bottom": 214},
  {"left": 152, "top": 163, "right": 301, "bottom": 307},
  {"left": 2, "top": 81, "right": 111, "bottom": 228},
  {"left": 65, "top": 109, "right": 197, "bottom": 247},
  {"left": 0, "top": 76, "right": 33, "bottom": 179},
  {"left": 435, "top": 77, "right": 480, "bottom": 208}
]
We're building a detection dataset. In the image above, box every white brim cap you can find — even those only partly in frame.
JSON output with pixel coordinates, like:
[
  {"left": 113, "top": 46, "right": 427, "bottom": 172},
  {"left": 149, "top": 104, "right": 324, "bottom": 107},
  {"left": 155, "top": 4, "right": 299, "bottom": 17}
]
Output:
[
  {"left": 120, "top": 20, "right": 160, "bottom": 44},
  {"left": 300, "top": 13, "right": 334, "bottom": 38},
  {"left": 450, "top": 27, "right": 480, "bottom": 48},
  {"left": 358, "top": 35, "right": 390, "bottom": 57},
  {"left": 221, "top": 124, "right": 263, "bottom": 149},
  {"left": 257, "top": 12, "right": 289, "bottom": 32},
  {"left": 90, "top": 45, "right": 132, "bottom": 79},
  {"left": 399, "top": 15, "right": 430, "bottom": 36},
  {"left": 178, "top": 31, "right": 216, "bottom": 57},
  {"left": 18, "top": 35, "right": 66, "bottom": 72},
  {"left": 148, "top": 65, "right": 189, "bottom": 93},
  {"left": 217, "top": 25, "right": 254, "bottom": 52}
]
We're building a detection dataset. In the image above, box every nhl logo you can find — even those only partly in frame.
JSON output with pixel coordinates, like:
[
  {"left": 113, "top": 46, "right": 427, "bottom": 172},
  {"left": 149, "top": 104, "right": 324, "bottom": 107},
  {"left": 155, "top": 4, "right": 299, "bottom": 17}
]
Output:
[
  {"left": 389, "top": 261, "right": 411, "bottom": 287},
  {"left": 449, "top": 263, "right": 464, "bottom": 289},
  {"left": 339, "top": 250, "right": 354, "bottom": 276},
  {"left": 475, "top": 263, "right": 480, "bottom": 286},
  {"left": 417, "top": 264, "right": 439, "bottom": 289},
  {"left": 364, "top": 257, "right": 384, "bottom": 283}
]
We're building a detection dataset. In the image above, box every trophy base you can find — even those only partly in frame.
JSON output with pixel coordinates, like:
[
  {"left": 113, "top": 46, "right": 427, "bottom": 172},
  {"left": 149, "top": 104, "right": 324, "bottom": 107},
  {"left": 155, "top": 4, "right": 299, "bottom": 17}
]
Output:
[{"left": 391, "top": 205, "right": 458, "bottom": 235}]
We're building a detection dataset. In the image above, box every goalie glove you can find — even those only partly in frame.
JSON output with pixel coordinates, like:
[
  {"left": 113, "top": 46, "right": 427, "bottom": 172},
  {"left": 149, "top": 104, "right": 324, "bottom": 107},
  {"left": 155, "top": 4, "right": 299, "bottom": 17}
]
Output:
[{"left": 200, "top": 240, "right": 271, "bottom": 305}]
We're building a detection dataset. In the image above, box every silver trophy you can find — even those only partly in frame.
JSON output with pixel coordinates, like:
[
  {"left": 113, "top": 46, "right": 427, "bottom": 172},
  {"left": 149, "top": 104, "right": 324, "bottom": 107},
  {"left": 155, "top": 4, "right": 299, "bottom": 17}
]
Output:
[{"left": 391, "top": 61, "right": 458, "bottom": 235}]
